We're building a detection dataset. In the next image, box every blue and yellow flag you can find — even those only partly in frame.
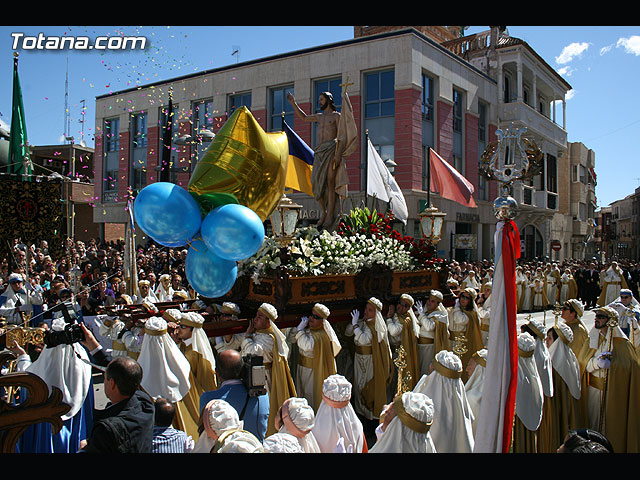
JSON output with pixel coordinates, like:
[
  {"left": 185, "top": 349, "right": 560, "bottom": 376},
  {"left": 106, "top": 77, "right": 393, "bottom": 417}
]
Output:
[{"left": 283, "top": 121, "right": 314, "bottom": 197}]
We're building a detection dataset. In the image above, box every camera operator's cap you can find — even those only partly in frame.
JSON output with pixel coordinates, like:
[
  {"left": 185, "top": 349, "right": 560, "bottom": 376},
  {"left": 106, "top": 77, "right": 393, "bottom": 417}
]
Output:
[
  {"left": 400, "top": 294, "right": 414, "bottom": 307},
  {"left": 565, "top": 298, "right": 584, "bottom": 317},
  {"left": 8, "top": 273, "right": 24, "bottom": 284},
  {"left": 368, "top": 297, "right": 382, "bottom": 311},
  {"left": 221, "top": 302, "right": 241, "bottom": 315},
  {"left": 429, "top": 290, "right": 443, "bottom": 302},
  {"left": 312, "top": 303, "right": 330, "bottom": 319},
  {"left": 258, "top": 302, "right": 278, "bottom": 321},
  {"left": 202, "top": 399, "right": 242, "bottom": 438}
]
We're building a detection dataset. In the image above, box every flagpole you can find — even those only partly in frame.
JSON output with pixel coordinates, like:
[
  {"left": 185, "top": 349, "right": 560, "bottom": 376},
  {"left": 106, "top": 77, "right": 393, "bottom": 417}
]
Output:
[{"left": 427, "top": 147, "right": 431, "bottom": 208}]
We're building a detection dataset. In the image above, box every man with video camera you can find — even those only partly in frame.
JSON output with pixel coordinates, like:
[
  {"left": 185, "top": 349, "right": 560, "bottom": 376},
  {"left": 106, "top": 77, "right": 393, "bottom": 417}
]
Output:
[
  {"left": 10, "top": 315, "right": 94, "bottom": 453},
  {"left": 199, "top": 349, "right": 269, "bottom": 442}
]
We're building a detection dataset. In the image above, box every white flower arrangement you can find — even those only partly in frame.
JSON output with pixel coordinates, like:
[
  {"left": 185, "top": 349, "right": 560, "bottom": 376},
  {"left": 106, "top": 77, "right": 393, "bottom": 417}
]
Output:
[{"left": 238, "top": 227, "right": 415, "bottom": 282}]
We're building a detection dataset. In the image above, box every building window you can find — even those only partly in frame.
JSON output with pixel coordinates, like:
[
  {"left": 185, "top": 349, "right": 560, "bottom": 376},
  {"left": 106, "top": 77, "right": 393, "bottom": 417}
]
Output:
[
  {"left": 477, "top": 101, "right": 488, "bottom": 201},
  {"left": 190, "top": 99, "right": 215, "bottom": 170},
  {"left": 130, "top": 112, "right": 147, "bottom": 192},
  {"left": 312, "top": 77, "right": 342, "bottom": 147},
  {"left": 131, "top": 112, "right": 147, "bottom": 148},
  {"left": 365, "top": 70, "right": 394, "bottom": 118},
  {"left": 503, "top": 73, "right": 512, "bottom": 103},
  {"left": 452, "top": 88, "right": 464, "bottom": 174},
  {"left": 422, "top": 74, "right": 435, "bottom": 191},
  {"left": 103, "top": 118, "right": 119, "bottom": 197},
  {"left": 546, "top": 154, "right": 557, "bottom": 193},
  {"left": 422, "top": 74, "right": 434, "bottom": 121},
  {"left": 453, "top": 88, "right": 463, "bottom": 133},
  {"left": 269, "top": 85, "right": 294, "bottom": 132},
  {"left": 229, "top": 92, "right": 252, "bottom": 114},
  {"left": 364, "top": 69, "right": 395, "bottom": 189}
]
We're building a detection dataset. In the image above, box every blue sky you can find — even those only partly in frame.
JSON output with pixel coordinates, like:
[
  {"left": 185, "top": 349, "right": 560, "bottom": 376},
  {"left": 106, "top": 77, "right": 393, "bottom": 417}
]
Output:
[{"left": 1, "top": 25, "right": 639, "bottom": 209}]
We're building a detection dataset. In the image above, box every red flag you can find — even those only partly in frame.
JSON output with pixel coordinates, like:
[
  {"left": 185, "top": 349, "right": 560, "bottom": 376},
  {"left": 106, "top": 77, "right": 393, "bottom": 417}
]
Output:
[{"left": 429, "top": 148, "right": 477, "bottom": 208}]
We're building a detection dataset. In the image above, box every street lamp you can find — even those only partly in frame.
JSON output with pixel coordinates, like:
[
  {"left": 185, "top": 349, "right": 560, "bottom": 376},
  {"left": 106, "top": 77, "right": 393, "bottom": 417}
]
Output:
[
  {"left": 419, "top": 205, "right": 446, "bottom": 244},
  {"left": 269, "top": 194, "right": 302, "bottom": 246}
]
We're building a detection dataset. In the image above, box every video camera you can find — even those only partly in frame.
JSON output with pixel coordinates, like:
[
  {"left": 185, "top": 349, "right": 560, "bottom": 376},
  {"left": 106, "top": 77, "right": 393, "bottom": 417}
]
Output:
[
  {"left": 241, "top": 354, "right": 267, "bottom": 397},
  {"left": 42, "top": 301, "right": 86, "bottom": 349}
]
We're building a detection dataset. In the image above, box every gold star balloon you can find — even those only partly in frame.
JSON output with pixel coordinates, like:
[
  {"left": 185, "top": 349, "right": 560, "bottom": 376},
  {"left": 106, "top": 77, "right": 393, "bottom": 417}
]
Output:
[{"left": 188, "top": 106, "right": 288, "bottom": 221}]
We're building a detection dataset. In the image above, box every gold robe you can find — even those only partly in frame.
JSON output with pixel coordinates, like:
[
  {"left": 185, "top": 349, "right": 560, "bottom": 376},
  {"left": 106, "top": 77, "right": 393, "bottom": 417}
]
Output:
[
  {"left": 577, "top": 334, "right": 640, "bottom": 453},
  {"left": 537, "top": 370, "right": 580, "bottom": 453},
  {"left": 564, "top": 318, "right": 589, "bottom": 359},
  {"left": 258, "top": 326, "right": 297, "bottom": 437},
  {"left": 511, "top": 416, "right": 538, "bottom": 453},
  {"left": 395, "top": 313, "right": 421, "bottom": 391},
  {"left": 307, "top": 326, "right": 338, "bottom": 412},
  {"left": 360, "top": 318, "right": 392, "bottom": 419},
  {"left": 174, "top": 343, "right": 218, "bottom": 441}
]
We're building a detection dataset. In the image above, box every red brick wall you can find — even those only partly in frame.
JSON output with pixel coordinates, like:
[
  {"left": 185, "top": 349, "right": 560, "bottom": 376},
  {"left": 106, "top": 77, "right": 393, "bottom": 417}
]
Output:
[
  {"left": 395, "top": 88, "right": 423, "bottom": 190},
  {"left": 93, "top": 130, "right": 103, "bottom": 202},
  {"left": 147, "top": 125, "right": 160, "bottom": 184},
  {"left": 117, "top": 130, "right": 130, "bottom": 201}
]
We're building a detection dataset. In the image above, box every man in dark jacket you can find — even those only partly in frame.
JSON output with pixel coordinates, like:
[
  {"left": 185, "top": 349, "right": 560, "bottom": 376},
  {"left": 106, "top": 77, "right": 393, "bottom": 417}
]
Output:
[{"left": 79, "top": 324, "right": 155, "bottom": 453}]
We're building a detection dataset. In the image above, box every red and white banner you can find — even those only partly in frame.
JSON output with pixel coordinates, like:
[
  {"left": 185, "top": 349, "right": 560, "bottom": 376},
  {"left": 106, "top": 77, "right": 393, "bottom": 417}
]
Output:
[{"left": 473, "top": 219, "right": 520, "bottom": 453}]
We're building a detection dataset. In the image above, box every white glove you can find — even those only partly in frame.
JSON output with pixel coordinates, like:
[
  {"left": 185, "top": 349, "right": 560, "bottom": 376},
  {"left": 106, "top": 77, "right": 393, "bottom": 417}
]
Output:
[
  {"left": 333, "top": 437, "right": 346, "bottom": 453},
  {"left": 351, "top": 309, "right": 360, "bottom": 325},
  {"left": 297, "top": 316, "right": 309, "bottom": 331},
  {"left": 596, "top": 352, "right": 611, "bottom": 369},
  {"left": 415, "top": 300, "right": 425, "bottom": 316}
]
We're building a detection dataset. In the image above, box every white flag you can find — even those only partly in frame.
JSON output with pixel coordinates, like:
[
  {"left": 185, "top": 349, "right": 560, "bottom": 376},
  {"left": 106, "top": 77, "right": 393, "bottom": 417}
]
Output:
[{"left": 366, "top": 138, "right": 408, "bottom": 224}]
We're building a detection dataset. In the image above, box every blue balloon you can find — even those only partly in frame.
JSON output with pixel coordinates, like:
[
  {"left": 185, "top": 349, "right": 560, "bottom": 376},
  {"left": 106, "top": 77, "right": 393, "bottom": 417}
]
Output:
[
  {"left": 200, "top": 204, "right": 265, "bottom": 261},
  {"left": 185, "top": 239, "right": 237, "bottom": 298},
  {"left": 134, "top": 182, "right": 202, "bottom": 247}
]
